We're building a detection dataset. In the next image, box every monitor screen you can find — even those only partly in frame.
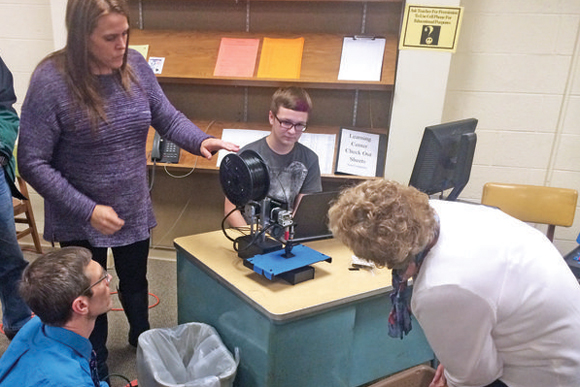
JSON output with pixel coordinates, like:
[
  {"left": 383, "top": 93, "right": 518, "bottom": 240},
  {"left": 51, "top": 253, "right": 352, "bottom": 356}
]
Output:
[{"left": 409, "top": 118, "right": 478, "bottom": 200}]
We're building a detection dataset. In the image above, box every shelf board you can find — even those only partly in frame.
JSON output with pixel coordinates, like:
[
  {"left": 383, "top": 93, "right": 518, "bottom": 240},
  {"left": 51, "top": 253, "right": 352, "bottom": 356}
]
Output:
[
  {"left": 146, "top": 120, "right": 384, "bottom": 180},
  {"left": 130, "top": 30, "right": 397, "bottom": 91}
]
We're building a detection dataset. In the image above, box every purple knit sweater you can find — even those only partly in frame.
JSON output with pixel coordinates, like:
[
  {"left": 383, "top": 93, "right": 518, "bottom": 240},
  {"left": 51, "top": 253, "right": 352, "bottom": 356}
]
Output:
[{"left": 18, "top": 50, "right": 212, "bottom": 247}]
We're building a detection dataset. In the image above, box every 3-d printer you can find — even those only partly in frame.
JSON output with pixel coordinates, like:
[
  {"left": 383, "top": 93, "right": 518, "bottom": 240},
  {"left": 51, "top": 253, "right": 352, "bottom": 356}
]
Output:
[{"left": 219, "top": 150, "right": 331, "bottom": 284}]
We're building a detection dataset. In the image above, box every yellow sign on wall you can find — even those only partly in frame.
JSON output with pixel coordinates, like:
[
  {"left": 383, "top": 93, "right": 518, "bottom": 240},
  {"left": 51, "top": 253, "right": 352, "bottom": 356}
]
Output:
[{"left": 399, "top": 5, "right": 463, "bottom": 52}]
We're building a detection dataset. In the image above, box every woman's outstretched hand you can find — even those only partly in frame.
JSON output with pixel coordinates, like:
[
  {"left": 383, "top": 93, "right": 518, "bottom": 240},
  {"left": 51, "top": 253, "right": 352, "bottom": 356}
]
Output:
[{"left": 200, "top": 138, "right": 239, "bottom": 159}]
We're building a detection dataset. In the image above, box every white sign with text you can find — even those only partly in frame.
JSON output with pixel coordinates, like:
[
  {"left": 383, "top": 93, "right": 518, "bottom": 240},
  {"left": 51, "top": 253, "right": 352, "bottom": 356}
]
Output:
[{"left": 335, "top": 128, "right": 383, "bottom": 177}]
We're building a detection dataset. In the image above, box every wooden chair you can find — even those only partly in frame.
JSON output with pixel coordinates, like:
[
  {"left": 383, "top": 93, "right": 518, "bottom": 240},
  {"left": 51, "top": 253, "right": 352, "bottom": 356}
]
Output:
[
  {"left": 13, "top": 176, "right": 43, "bottom": 253},
  {"left": 481, "top": 182, "right": 578, "bottom": 242}
]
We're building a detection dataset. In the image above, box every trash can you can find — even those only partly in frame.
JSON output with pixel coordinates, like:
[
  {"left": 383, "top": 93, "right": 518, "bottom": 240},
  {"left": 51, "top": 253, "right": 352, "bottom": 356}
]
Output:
[{"left": 136, "top": 322, "right": 239, "bottom": 387}]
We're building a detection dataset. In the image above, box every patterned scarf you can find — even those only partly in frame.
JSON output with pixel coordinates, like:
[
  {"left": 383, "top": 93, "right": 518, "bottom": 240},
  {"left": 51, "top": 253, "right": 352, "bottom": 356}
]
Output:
[{"left": 388, "top": 216, "right": 440, "bottom": 339}]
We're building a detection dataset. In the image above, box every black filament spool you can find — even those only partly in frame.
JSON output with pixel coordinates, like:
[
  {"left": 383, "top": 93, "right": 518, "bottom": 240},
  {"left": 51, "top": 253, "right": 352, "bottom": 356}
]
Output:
[{"left": 219, "top": 150, "right": 270, "bottom": 207}]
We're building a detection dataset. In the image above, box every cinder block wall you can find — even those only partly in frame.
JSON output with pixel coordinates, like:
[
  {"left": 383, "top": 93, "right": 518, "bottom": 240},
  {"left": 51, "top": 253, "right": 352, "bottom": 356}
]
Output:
[
  {"left": 443, "top": 0, "right": 580, "bottom": 253},
  {"left": 0, "top": 0, "right": 54, "bottom": 250}
]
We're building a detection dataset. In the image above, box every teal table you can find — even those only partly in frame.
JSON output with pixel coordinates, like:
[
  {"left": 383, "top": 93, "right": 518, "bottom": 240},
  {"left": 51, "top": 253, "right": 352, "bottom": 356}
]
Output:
[{"left": 175, "top": 231, "right": 434, "bottom": 387}]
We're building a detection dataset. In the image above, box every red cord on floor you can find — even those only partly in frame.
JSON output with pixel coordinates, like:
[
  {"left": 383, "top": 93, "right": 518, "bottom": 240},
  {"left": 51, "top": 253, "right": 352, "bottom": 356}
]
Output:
[
  {"left": 1, "top": 291, "right": 162, "bottom": 334},
  {"left": 109, "top": 291, "right": 160, "bottom": 312}
]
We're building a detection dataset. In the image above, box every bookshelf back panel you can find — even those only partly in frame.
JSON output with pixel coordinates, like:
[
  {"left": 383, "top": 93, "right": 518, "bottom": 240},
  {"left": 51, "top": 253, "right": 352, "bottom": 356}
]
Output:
[
  {"left": 132, "top": 1, "right": 402, "bottom": 36},
  {"left": 160, "top": 84, "right": 391, "bottom": 129}
]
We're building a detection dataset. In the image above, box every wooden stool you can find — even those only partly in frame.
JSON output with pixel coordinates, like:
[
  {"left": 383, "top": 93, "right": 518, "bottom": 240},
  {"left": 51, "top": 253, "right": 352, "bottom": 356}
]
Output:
[{"left": 13, "top": 176, "right": 42, "bottom": 253}]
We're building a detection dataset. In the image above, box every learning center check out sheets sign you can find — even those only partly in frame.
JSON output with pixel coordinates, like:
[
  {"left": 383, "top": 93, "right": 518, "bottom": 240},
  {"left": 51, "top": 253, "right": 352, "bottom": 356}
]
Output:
[{"left": 335, "top": 128, "right": 386, "bottom": 177}]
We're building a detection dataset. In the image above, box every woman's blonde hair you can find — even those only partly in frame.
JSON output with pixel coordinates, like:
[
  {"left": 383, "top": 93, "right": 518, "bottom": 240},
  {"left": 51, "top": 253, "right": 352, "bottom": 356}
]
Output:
[{"left": 328, "top": 179, "right": 437, "bottom": 269}]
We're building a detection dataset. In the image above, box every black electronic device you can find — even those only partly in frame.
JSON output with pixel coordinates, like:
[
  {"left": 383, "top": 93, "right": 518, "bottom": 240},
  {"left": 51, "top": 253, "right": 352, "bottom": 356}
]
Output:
[
  {"left": 151, "top": 131, "right": 181, "bottom": 164},
  {"left": 218, "top": 150, "right": 332, "bottom": 284},
  {"left": 291, "top": 191, "right": 340, "bottom": 243},
  {"left": 409, "top": 118, "right": 478, "bottom": 201},
  {"left": 220, "top": 150, "right": 283, "bottom": 258}
]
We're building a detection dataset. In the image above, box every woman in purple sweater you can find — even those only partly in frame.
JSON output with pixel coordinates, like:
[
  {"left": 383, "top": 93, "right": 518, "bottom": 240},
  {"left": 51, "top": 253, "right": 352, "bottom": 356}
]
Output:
[{"left": 17, "top": 0, "right": 238, "bottom": 380}]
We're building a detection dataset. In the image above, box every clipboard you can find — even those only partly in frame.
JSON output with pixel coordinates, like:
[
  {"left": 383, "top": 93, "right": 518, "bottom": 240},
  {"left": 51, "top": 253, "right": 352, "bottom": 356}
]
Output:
[{"left": 338, "top": 35, "right": 386, "bottom": 82}]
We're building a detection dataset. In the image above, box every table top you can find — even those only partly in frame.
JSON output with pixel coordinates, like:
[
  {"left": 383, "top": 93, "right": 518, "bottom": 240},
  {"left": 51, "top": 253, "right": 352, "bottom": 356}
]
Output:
[{"left": 174, "top": 230, "right": 393, "bottom": 321}]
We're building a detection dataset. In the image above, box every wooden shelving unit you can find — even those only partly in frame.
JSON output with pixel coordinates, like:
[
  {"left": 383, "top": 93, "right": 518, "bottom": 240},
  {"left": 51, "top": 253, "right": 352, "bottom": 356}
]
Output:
[
  {"left": 129, "top": 0, "right": 404, "bottom": 245},
  {"left": 130, "top": 30, "right": 398, "bottom": 90},
  {"left": 128, "top": 0, "right": 402, "bottom": 128}
]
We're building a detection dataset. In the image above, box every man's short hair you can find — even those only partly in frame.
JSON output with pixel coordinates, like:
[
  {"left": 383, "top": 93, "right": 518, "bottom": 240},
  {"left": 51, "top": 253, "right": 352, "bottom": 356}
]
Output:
[
  {"left": 20, "top": 247, "right": 93, "bottom": 327},
  {"left": 270, "top": 86, "right": 312, "bottom": 115},
  {"left": 328, "top": 179, "right": 438, "bottom": 269}
]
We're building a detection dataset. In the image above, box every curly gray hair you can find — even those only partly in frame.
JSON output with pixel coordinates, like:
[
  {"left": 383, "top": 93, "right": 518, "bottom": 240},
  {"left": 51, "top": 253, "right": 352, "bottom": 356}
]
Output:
[{"left": 328, "top": 179, "right": 438, "bottom": 269}]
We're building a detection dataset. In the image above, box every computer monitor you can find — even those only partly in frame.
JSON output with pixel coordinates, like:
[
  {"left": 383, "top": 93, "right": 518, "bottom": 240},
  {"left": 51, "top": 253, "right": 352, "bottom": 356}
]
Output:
[{"left": 409, "top": 118, "right": 478, "bottom": 201}]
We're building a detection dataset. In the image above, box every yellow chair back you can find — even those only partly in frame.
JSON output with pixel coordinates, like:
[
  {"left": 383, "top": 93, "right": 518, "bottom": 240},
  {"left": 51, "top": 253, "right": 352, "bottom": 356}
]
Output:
[{"left": 481, "top": 182, "right": 577, "bottom": 241}]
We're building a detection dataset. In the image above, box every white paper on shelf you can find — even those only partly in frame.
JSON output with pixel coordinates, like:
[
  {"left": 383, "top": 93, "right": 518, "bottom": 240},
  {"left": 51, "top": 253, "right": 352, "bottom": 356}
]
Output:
[
  {"left": 298, "top": 132, "right": 336, "bottom": 175},
  {"left": 217, "top": 129, "right": 268, "bottom": 167},
  {"left": 337, "top": 37, "right": 386, "bottom": 82}
]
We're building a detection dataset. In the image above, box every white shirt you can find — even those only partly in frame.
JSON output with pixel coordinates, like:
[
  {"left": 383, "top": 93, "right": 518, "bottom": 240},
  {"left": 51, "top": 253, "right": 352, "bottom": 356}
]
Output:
[{"left": 412, "top": 200, "right": 580, "bottom": 387}]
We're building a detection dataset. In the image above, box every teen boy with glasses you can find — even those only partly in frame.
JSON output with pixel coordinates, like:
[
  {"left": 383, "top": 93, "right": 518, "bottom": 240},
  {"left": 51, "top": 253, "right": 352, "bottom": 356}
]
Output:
[
  {"left": 224, "top": 87, "right": 322, "bottom": 227},
  {"left": 0, "top": 247, "right": 112, "bottom": 386}
]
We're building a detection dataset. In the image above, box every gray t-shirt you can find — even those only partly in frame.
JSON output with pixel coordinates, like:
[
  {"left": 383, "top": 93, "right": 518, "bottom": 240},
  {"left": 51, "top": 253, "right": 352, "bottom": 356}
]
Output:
[{"left": 240, "top": 136, "right": 322, "bottom": 210}]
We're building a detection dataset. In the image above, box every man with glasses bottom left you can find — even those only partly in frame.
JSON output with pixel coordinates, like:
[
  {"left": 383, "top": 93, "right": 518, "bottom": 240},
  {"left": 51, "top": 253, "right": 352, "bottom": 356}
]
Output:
[{"left": 0, "top": 247, "right": 112, "bottom": 386}]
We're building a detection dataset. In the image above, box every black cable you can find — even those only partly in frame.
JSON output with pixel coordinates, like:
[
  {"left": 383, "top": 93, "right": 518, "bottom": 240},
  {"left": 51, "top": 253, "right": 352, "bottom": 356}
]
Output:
[
  {"left": 107, "top": 373, "right": 132, "bottom": 384},
  {"left": 233, "top": 222, "right": 275, "bottom": 253},
  {"left": 221, "top": 206, "right": 244, "bottom": 243}
]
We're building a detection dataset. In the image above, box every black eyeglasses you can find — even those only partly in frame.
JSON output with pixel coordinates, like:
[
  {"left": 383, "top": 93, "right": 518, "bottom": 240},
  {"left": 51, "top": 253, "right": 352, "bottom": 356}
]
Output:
[
  {"left": 273, "top": 112, "right": 307, "bottom": 132},
  {"left": 81, "top": 269, "right": 111, "bottom": 296}
]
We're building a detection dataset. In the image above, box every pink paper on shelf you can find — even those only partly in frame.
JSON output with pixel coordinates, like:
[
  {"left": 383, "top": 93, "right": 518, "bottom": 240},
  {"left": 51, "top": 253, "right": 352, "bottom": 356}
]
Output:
[{"left": 214, "top": 37, "right": 260, "bottom": 77}]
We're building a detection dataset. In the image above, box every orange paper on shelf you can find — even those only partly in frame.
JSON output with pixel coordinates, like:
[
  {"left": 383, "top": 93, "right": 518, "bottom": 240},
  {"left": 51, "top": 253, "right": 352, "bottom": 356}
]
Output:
[
  {"left": 257, "top": 37, "right": 304, "bottom": 79},
  {"left": 214, "top": 37, "right": 260, "bottom": 77}
]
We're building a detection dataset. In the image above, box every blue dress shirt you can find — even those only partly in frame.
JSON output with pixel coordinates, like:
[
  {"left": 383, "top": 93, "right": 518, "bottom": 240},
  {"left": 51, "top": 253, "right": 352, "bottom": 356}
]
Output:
[{"left": 0, "top": 316, "right": 108, "bottom": 386}]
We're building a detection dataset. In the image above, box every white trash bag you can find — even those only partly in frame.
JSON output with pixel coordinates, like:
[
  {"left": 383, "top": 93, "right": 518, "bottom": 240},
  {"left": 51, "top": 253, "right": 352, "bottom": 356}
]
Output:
[{"left": 137, "top": 322, "right": 239, "bottom": 387}]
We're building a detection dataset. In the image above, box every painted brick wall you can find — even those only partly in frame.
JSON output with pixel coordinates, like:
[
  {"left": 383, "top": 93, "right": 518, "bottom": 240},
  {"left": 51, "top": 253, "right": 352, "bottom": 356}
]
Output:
[
  {"left": 443, "top": 0, "right": 580, "bottom": 253},
  {"left": 0, "top": 0, "right": 53, "bottom": 248},
  {"left": 0, "top": 0, "right": 53, "bottom": 113}
]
